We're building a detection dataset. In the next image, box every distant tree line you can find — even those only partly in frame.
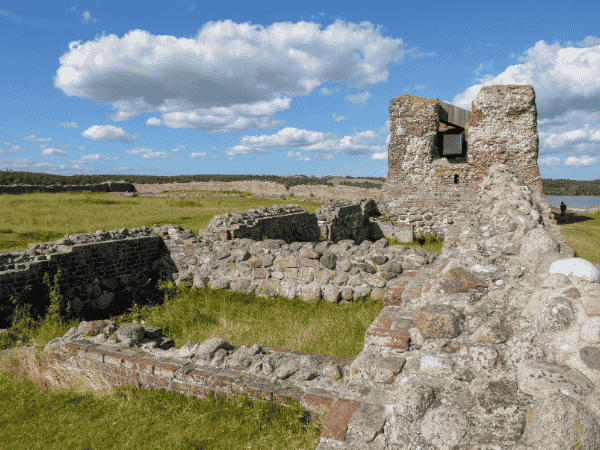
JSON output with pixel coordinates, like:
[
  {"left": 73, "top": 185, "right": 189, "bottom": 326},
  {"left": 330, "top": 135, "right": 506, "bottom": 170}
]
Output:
[
  {"left": 0, "top": 170, "right": 335, "bottom": 190},
  {"left": 542, "top": 179, "right": 600, "bottom": 196}
]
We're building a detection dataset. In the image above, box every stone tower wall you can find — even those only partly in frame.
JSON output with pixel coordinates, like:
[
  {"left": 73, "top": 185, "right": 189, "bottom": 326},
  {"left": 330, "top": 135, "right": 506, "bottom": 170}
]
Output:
[
  {"left": 382, "top": 85, "right": 544, "bottom": 235},
  {"left": 382, "top": 95, "right": 473, "bottom": 202},
  {"left": 464, "top": 84, "right": 542, "bottom": 196}
]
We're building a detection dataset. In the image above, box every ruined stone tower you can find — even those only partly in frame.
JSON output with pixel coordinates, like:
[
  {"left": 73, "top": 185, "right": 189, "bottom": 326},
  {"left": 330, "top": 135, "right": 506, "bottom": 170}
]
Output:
[{"left": 383, "top": 85, "right": 543, "bottom": 214}]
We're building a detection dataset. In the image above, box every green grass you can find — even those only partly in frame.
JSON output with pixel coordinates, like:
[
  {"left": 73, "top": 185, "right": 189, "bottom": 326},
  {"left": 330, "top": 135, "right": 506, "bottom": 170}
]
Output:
[
  {"left": 0, "top": 189, "right": 324, "bottom": 253},
  {"left": 0, "top": 189, "right": 442, "bottom": 450},
  {"left": 557, "top": 211, "right": 600, "bottom": 264}
]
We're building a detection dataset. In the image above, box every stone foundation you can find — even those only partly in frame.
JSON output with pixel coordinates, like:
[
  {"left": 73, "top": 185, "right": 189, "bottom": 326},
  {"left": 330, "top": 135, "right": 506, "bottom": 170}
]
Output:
[
  {"left": 0, "top": 180, "right": 135, "bottom": 195},
  {"left": 198, "top": 199, "right": 413, "bottom": 244},
  {"left": 0, "top": 198, "right": 416, "bottom": 329},
  {"left": 134, "top": 180, "right": 383, "bottom": 202},
  {"left": 0, "top": 229, "right": 175, "bottom": 329}
]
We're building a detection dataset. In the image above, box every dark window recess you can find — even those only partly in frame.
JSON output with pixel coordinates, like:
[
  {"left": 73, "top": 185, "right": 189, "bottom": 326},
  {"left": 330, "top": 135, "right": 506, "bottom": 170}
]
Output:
[
  {"left": 438, "top": 132, "right": 466, "bottom": 157},
  {"left": 454, "top": 174, "right": 459, "bottom": 184}
]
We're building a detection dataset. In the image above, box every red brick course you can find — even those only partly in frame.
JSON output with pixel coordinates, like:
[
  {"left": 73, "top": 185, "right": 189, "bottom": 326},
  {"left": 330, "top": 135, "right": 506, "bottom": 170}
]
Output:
[{"left": 41, "top": 257, "right": 487, "bottom": 444}]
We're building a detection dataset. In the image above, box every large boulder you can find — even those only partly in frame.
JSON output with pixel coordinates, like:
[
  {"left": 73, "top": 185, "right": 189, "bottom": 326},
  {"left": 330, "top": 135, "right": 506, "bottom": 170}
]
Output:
[{"left": 549, "top": 257, "right": 600, "bottom": 283}]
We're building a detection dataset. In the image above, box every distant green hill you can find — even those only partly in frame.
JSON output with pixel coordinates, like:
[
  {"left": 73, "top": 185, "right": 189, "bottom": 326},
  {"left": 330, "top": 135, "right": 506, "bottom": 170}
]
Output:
[{"left": 542, "top": 179, "right": 600, "bottom": 196}]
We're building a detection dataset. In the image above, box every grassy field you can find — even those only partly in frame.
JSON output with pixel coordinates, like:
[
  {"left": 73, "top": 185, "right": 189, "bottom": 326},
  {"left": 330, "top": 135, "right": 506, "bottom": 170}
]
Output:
[
  {"left": 557, "top": 211, "right": 600, "bottom": 264},
  {"left": 0, "top": 189, "right": 443, "bottom": 450}
]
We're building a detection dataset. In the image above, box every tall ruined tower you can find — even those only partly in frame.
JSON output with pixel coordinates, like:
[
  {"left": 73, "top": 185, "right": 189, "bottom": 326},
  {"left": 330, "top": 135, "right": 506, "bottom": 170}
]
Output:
[
  {"left": 465, "top": 85, "right": 542, "bottom": 195},
  {"left": 383, "top": 84, "right": 542, "bottom": 210}
]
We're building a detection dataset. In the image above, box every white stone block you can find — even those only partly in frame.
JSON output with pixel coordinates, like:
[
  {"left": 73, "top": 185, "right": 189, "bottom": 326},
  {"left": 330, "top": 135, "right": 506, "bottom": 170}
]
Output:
[{"left": 549, "top": 257, "right": 600, "bottom": 283}]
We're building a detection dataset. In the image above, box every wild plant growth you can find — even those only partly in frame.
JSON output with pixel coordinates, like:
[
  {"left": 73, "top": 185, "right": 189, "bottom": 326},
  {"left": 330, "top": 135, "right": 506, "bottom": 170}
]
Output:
[{"left": 0, "top": 189, "right": 441, "bottom": 449}]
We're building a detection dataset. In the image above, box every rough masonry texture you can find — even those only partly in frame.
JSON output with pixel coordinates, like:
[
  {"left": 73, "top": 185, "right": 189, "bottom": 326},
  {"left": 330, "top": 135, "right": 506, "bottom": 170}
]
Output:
[
  {"left": 0, "top": 198, "right": 412, "bottom": 328},
  {"left": 17, "top": 163, "right": 600, "bottom": 450},
  {"left": 0, "top": 230, "right": 176, "bottom": 329},
  {"left": 383, "top": 84, "right": 546, "bottom": 237},
  {"left": 0, "top": 180, "right": 136, "bottom": 195},
  {"left": 199, "top": 204, "right": 322, "bottom": 243},
  {"left": 5, "top": 85, "right": 600, "bottom": 449},
  {"left": 198, "top": 199, "right": 413, "bottom": 244}
]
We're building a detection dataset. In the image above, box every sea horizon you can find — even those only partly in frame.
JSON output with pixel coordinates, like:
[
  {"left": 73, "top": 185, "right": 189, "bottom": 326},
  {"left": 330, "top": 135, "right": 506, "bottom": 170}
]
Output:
[{"left": 545, "top": 195, "right": 600, "bottom": 211}]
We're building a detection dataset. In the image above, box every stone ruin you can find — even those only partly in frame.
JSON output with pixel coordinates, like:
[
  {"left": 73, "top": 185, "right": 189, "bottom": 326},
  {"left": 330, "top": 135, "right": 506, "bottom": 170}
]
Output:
[
  {"left": 0, "top": 179, "right": 136, "bottom": 195},
  {"left": 197, "top": 198, "right": 413, "bottom": 244},
  {"left": 0, "top": 198, "right": 410, "bottom": 330},
  {"left": 35, "top": 163, "right": 600, "bottom": 449},
  {"left": 383, "top": 84, "right": 549, "bottom": 238},
  {"left": 5, "top": 84, "right": 600, "bottom": 449}
]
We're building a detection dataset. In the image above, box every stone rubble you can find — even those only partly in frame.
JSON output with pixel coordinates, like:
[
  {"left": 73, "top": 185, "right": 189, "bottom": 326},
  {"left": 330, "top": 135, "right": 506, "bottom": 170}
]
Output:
[
  {"left": 1, "top": 229, "right": 435, "bottom": 315},
  {"left": 208, "top": 204, "right": 308, "bottom": 228},
  {"left": 9, "top": 163, "right": 600, "bottom": 449},
  {"left": 0, "top": 195, "right": 415, "bottom": 327},
  {"left": 174, "top": 234, "right": 435, "bottom": 306}
]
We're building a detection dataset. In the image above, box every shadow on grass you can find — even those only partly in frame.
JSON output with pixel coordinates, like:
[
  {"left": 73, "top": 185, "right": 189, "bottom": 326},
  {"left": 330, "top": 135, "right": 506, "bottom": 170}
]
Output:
[{"left": 556, "top": 213, "right": 596, "bottom": 225}]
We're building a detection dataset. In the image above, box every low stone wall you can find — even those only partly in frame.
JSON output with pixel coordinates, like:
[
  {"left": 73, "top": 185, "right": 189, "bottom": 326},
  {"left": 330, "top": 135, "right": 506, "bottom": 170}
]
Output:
[
  {"left": 0, "top": 180, "right": 135, "bottom": 195},
  {"left": 0, "top": 228, "right": 175, "bottom": 329},
  {"left": 201, "top": 210, "right": 321, "bottom": 243},
  {"left": 44, "top": 334, "right": 352, "bottom": 426},
  {"left": 196, "top": 199, "right": 412, "bottom": 245},
  {"left": 134, "top": 180, "right": 288, "bottom": 196},
  {"left": 133, "top": 180, "right": 383, "bottom": 202},
  {"left": 0, "top": 216, "right": 419, "bottom": 330},
  {"left": 0, "top": 196, "right": 417, "bottom": 329}
]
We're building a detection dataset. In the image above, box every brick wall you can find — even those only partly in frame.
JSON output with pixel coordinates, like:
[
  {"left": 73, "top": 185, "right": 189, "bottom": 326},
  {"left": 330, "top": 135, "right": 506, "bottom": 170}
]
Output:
[
  {"left": 46, "top": 338, "right": 349, "bottom": 425},
  {"left": 0, "top": 231, "right": 174, "bottom": 329},
  {"left": 199, "top": 211, "right": 322, "bottom": 243}
]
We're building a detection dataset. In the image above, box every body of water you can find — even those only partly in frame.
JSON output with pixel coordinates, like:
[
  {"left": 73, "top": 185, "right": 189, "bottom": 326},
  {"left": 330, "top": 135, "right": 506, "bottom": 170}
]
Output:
[{"left": 545, "top": 196, "right": 600, "bottom": 211}]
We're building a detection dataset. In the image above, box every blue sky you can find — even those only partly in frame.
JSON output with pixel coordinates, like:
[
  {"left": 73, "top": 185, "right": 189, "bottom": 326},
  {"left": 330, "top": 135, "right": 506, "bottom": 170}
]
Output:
[{"left": 1, "top": 1, "right": 599, "bottom": 180}]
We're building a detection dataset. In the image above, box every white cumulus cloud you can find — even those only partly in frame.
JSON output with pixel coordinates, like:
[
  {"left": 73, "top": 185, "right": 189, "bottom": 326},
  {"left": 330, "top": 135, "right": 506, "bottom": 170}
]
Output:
[
  {"left": 565, "top": 155, "right": 598, "bottom": 167},
  {"left": 41, "top": 148, "right": 67, "bottom": 156},
  {"left": 224, "top": 126, "right": 387, "bottom": 157},
  {"left": 146, "top": 117, "right": 163, "bottom": 126},
  {"left": 449, "top": 37, "right": 600, "bottom": 171},
  {"left": 53, "top": 20, "right": 407, "bottom": 132},
  {"left": 81, "top": 125, "right": 139, "bottom": 142},
  {"left": 20, "top": 134, "right": 51, "bottom": 142},
  {"left": 191, "top": 152, "right": 217, "bottom": 160},
  {"left": 125, "top": 148, "right": 181, "bottom": 159},
  {"left": 538, "top": 156, "right": 563, "bottom": 167}
]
